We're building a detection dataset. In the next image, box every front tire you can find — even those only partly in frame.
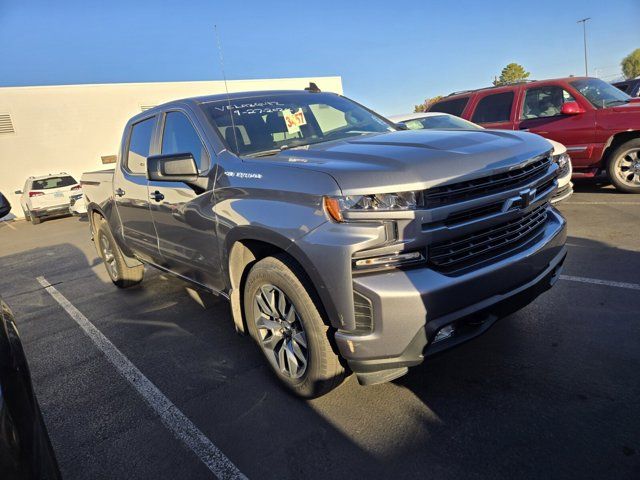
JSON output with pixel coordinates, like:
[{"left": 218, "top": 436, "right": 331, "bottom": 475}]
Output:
[
  {"left": 95, "top": 217, "right": 144, "bottom": 288},
  {"left": 244, "top": 255, "right": 345, "bottom": 398},
  {"left": 607, "top": 139, "right": 640, "bottom": 193}
]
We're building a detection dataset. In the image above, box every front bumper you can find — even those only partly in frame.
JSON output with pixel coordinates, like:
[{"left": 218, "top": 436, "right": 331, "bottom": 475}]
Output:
[
  {"left": 551, "top": 182, "right": 573, "bottom": 204},
  {"left": 334, "top": 208, "right": 567, "bottom": 384}
]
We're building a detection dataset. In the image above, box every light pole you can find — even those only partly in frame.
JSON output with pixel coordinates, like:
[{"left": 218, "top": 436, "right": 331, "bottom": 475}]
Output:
[{"left": 577, "top": 18, "right": 591, "bottom": 76}]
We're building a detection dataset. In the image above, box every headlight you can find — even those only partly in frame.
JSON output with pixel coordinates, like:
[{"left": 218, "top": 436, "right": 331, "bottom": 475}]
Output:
[
  {"left": 323, "top": 191, "right": 419, "bottom": 222},
  {"left": 554, "top": 152, "right": 570, "bottom": 170}
]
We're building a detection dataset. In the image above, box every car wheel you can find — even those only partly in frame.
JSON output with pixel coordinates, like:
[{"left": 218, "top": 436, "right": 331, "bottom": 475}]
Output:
[
  {"left": 95, "top": 217, "right": 144, "bottom": 288},
  {"left": 607, "top": 138, "right": 640, "bottom": 193},
  {"left": 244, "top": 254, "right": 346, "bottom": 398}
]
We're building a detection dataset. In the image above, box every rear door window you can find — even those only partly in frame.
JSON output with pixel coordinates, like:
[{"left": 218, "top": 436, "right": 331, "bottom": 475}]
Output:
[
  {"left": 125, "top": 117, "right": 156, "bottom": 174},
  {"left": 429, "top": 97, "right": 470, "bottom": 116},
  {"left": 31, "top": 176, "right": 77, "bottom": 190},
  {"left": 471, "top": 92, "right": 515, "bottom": 123}
]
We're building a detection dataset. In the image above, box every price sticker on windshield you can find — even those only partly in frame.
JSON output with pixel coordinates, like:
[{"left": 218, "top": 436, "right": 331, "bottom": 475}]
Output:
[{"left": 282, "top": 108, "right": 307, "bottom": 134}]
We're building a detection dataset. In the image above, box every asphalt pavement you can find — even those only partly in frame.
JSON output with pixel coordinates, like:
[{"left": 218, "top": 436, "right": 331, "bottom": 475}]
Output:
[{"left": 1, "top": 182, "right": 639, "bottom": 480}]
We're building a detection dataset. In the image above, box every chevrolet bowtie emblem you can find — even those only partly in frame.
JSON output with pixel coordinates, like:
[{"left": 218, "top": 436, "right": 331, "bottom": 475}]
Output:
[{"left": 519, "top": 188, "right": 536, "bottom": 208}]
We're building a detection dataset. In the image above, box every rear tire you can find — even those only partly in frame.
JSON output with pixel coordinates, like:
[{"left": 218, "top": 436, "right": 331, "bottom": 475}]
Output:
[
  {"left": 607, "top": 138, "right": 640, "bottom": 193},
  {"left": 95, "top": 217, "right": 144, "bottom": 288},
  {"left": 244, "top": 254, "right": 345, "bottom": 398}
]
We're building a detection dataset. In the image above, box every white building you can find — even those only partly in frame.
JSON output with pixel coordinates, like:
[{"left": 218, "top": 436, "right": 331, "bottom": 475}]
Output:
[{"left": 0, "top": 76, "right": 343, "bottom": 219}]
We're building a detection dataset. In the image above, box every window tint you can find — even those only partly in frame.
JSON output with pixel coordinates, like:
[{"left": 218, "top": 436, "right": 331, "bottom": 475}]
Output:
[
  {"left": 161, "top": 111, "right": 210, "bottom": 171},
  {"left": 522, "top": 86, "right": 575, "bottom": 119},
  {"left": 471, "top": 92, "right": 514, "bottom": 123},
  {"left": 429, "top": 97, "right": 469, "bottom": 116},
  {"left": 126, "top": 117, "right": 155, "bottom": 174},
  {"left": 614, "top": 83, "right": 629, "bottom": 93},
  {"left": 31, "top": 176, "right": 77, "bottom": 190}
]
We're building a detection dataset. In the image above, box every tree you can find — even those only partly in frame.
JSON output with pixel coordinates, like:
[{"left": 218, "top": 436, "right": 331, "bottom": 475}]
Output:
[
  {"left": 493, "top": 63, "right": 530, "bottom": 86},
  {"left": 414, "top": 95, "right": 443, "bottom": 113},
  {"left": 621, "top": 48, "right": 640, "bottom": 79}
]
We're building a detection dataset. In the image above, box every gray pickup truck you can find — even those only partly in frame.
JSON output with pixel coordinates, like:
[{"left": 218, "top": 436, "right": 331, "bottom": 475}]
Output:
[{"left": 81, "top": 88, "right": 567, "bottom": 397}]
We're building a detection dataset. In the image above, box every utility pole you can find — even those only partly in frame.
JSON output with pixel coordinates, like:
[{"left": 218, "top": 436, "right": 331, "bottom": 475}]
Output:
[{"left": 577, "top": 18, "right": 591, "bottom": 76}]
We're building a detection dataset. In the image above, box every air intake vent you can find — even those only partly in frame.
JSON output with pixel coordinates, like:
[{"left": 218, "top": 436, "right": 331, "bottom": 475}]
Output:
[
  {"left": 0, "top": 114, "right": 15, "bottom": 134},
  {"left": 140, "top": 105, "right": 156, "bottom": 112}
]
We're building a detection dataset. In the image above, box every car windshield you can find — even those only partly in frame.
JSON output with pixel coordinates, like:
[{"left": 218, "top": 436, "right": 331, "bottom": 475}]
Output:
[
  {"left": 569, "top": 78, "right": 631, "bottom": 109},
  {"left": 402, "top": 115, "right": 482, "bottom": 130},
  {"left": 31, "top": 176, "right": 77, "bottom": 190},
  {"left": 201, "top": 92, "right": 395, "bottom": 157}
]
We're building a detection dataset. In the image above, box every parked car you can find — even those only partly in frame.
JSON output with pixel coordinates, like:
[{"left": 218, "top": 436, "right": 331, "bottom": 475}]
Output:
[
  {"left": 0, "top": 298, "right": 62, "bottom": 479},
  {"left": 69, "top": 192, "right": 87, "bottom": 216},
  {"left": 82, "top": 88, "right": 566, "bottom": 398},
  {"left": 388, "top": 112, "right": 573, "bottom": 203},
  {"left": 428, "top": 77, "right": 640, "bottom": 192},
  {"left": 612, "top": 77, "right": 640, "bottom": 98},
  {"left": 0, "top": 192, "right": 11, "bottom": 218},
  {"left": 15, "top": 173, "right": 81, "bottom": 224}
]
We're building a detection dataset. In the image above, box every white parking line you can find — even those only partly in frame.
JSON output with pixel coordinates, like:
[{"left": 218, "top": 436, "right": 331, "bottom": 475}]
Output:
[
  {"left": 36, "top": 276, "right": 247, "bottom": 480},
  {"left": 560, "top": 274, "right": 640, "bottom": 291},
  {"left": 562, "top": 202, "right": 640, "bottom": 205}
]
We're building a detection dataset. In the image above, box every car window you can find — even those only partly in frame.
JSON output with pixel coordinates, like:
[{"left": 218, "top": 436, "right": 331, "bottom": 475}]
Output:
[
  {"left": 569, "top": 78, "right": 631, "bottom": 108},
  {"left": 202, "top": 92, "right": 394, "bottom": 157},
  {"left": 161, "top": 111, "right": 210, "bottom": 171},
  {"left": 521, "top": 86, "right": 576, "bottom": 119},
  {"left": 615, "top": 83, "right": 629, "bottom": 93},
  {"left": 403, "top": 115, "right": 482, "bottom": 130},
  {"left": 429, "top": 97, "right": 470, "bottom": 116},
  {"left": 471, "top": 92, "right": 514, "bottom": 123},
  {"left": 125, "top": 117, "right": 156, "bottom": 174},
  {"left": 31, "top": 176, "right": 77, "bottom": 190}
]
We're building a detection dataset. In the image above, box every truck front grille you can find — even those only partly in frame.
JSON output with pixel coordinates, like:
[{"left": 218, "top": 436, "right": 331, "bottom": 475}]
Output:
[
  {"left": 429, "top": 204, "right": 548, "bottom": 272},
  {"left": 422, "top": 156, "right": 552, "bottom": 208}
]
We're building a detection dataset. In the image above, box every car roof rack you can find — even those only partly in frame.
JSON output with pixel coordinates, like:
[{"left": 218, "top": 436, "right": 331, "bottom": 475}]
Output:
[{"left": 446, "top": 80, "right": 537, "bottom": 97}]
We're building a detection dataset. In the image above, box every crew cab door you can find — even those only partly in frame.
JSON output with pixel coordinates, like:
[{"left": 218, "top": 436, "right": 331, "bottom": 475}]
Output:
[
  {"left": 516, "top": 85, "right": 596, "bottom": 170},
  {"left": 147, "top": 109, "right": 224, "bottom": 292},
  {"left": 113, "top": 115, "right": 160, "bottom": 263}
]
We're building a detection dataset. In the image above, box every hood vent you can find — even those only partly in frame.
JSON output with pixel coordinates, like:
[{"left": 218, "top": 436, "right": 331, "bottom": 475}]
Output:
[{"left": 0, "top": 114, "right": 15, "bottom": 134}]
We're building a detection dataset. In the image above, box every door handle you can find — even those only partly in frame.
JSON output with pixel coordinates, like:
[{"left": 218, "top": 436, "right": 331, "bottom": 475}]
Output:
[
  {"left": 114, "top": 188, "right": 126, "bottom": 197},
  {"left": 150, "top": 190, "right": 165, "bottom": 202}
]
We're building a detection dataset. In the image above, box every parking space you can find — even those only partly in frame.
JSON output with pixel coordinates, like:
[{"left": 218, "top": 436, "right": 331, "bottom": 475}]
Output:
[{"left": 1, "top": 185, "right": 639, "bottom": 480}]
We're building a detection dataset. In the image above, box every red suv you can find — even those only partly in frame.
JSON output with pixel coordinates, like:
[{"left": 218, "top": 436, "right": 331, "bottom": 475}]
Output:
[{"left": 428, "top": 77, "right": 640, "bottom": 192}]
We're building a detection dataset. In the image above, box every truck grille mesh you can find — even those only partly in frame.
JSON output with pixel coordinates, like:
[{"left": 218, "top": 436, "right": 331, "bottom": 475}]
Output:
[
  {"left": 429, "top": 205, "right": 548, "bottom": 272},
  {"left": 422, "top": 156, "right": 552, "bottom": 208}
]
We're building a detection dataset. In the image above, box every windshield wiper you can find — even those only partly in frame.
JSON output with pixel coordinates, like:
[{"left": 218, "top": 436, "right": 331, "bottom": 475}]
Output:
[{"left": 246, "top": 149, "right": 281, "bottom": 158}]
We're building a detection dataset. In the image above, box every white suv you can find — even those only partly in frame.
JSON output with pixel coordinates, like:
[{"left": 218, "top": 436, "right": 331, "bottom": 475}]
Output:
[{"left": 15, "top": 173, "right": 81, "bottom": 224}]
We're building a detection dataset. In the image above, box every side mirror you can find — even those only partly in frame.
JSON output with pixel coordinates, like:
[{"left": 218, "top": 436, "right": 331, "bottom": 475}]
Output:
[
  {"left": 147, "top": 153, "right": 199, "bottom": 183},
  {"left": 561, "top": 102, "right": 585, "bottom": 115},
  {"left": 395, "top": 122, "right": 409, "bottom": 130},
  {"left": 14, "top": 190, "right": 22, "bottom": 195}
]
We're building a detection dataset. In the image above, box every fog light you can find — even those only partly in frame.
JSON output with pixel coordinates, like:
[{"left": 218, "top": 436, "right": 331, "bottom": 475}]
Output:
[{"left": 434, "top": 325, "right": 455, "bottom": 343}]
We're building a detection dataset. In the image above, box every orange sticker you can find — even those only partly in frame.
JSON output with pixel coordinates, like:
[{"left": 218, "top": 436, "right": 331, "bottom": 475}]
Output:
[{"left": 282, "top": 108, "right": 307, "bottom": 133}]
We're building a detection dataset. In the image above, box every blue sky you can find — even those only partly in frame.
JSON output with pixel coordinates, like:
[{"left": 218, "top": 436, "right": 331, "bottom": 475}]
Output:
[{"left": 1, "top": 0, "right": 638, "bottom": 114}]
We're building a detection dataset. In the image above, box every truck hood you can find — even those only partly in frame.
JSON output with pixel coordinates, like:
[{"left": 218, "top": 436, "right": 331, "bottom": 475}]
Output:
[{"left": 253, "top": 129, "right": 553, "bottom": 194}]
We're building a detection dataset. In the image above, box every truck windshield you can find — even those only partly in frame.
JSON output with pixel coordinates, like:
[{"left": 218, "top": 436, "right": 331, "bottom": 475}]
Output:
[
  {"left": 201, "top": 93, "right": 395, "bottom": 157},
  {"left": 569, "top": 78, "right": 631, "bottom": 109}
]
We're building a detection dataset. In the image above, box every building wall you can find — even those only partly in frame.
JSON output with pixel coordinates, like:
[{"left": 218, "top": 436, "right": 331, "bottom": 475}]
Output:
[{"left": 0, "top": 76, "right": 342, "bottom": 219}]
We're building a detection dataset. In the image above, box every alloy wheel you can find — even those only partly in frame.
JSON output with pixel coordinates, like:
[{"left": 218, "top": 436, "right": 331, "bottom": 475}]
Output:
[
  {"left": 254, "top": 284, "right": 308, "bottom": 379},
  {"left": 100, "top": 234, "right": 118, "bottom": 279},
  {"left": 614, "top": 148, "right": 640, "bottom": 188}
]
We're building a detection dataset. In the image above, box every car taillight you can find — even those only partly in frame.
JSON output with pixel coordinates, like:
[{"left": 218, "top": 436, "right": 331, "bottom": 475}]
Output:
[
  {"left": 29, "top": 191, "right": 45, "bottom": 197},
  {"left": 71, "top": 185, "right": 82, "bottom": 191}
]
